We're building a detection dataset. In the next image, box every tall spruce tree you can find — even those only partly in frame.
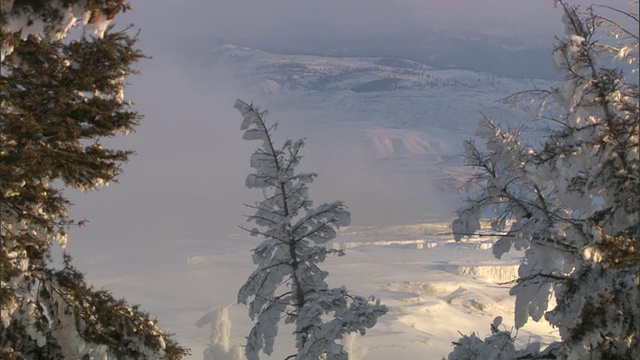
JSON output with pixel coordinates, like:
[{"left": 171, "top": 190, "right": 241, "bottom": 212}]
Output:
[
  {"left": 234, "top": 99, "right": 388, "bottom": 360},
  {"left": 449, "top": 1, "right": 638, "bottom": 359},
  {"left": 1, "top": 1, "right": 187, "bottom": 359}
]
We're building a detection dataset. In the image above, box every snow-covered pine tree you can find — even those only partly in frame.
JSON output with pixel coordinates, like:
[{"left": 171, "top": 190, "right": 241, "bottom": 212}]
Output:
[
  {"left": 234, "top": 99, "right": 388, "bottom": 360},
  {"left": 450, "top": 1, "right": 638, "bottom": 359},
  {"left": 1, "top": 2, "right": 187, "bottom": 359}
]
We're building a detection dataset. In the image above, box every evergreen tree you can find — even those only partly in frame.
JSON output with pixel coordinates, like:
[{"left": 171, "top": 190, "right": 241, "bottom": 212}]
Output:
[
  {"left": 450, "top": 2, "right": 638, "bottom": 359},
  {"left": 234, "top": 99, "right": 388, "bottom": 360},
  {"left": 1, "top": 1, "right": 187, "bottom": 358}
]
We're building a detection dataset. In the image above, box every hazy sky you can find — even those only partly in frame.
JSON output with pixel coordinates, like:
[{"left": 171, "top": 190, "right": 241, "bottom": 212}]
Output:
[
  {"left": 125, "top": 0, "right": 631, "bottom": 49},
  {"left": 114, "top": 0, "right": 634, "bottom": 80},
  {"left": 66, "top": 0, "right": 634, "bottom": 260}
]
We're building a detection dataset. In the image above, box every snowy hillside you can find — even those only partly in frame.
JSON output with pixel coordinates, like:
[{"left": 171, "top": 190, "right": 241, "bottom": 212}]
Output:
[
  {"left": 196, "top": 44, "right": 557, "bottom": 213},
  {"left": 73, "top": 222, "right": 559, "bottom": 360},
  {"left": 201, "top": 44, "right": 550, "bottom": 94}
]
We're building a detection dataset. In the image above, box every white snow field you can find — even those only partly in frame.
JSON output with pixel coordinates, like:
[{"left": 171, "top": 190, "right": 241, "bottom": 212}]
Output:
[
  {"left": 67, "top": 224, "right": 559, "bottom": 359},
  {"left": 65, "top": 45, "right": 560, "bottom": 359}
]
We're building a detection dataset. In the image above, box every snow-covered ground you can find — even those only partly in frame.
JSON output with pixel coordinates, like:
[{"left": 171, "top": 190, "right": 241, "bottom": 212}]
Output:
[
  {"left": 65, "top": 45, "right": 560, "bottom": 359},
  {"left": 68, "top": 223, "right": 559, "bottom": 359}
]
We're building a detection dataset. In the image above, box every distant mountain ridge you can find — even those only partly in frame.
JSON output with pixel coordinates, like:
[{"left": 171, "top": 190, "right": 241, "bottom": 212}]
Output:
[
  {"left": 187, "top": 21, "right": 559, "bottom": 81},
  {"left": 194, "top": 43, "right": 558, "bottom": 222},
  {"left": 200, "top": 43, "right": 548, "bottom": 96}
]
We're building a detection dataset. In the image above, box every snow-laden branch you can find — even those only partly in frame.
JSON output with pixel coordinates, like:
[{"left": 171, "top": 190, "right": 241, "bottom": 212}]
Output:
[
  {"left": 450, "top": 2, "right": 639, "bottom": 358},
  {"left": 234, "top": 99, "right": 387, "bottom": 360}
]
